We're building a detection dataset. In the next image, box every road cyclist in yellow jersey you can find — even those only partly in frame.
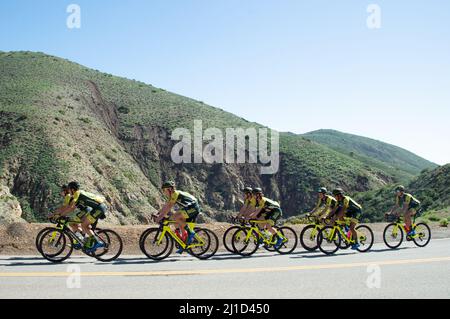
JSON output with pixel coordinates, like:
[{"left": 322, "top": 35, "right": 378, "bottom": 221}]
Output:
[
  {"left": 223, "top": 187, "right": 257, "bottom": 253},
  {"left": 299, "top": 187, "right": 337, "bottom": 251},
  {"left": 326, "top": 188, "right": 363, "bottom": 250},
  {"left": 248, "top": 188, "right": 285, "bottom": 249},
  {"left": 56, "top": 181, "right": 108, "bottom": 253},
  {"left": 156, "top": 181, "right": 201, "bottom": 254},
  {"left": 387, "top": 185, "right": 421, "bottom": 239},
  {"left": 309, "top": 187, "right": 338, "bottom": 220},
  {"left": 236, "top": 187, "right": 258, "bottom": 221}
]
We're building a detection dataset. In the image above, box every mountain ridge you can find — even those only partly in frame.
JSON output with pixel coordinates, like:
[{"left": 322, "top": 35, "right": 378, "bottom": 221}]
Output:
[{"left": 0, "top": 51, "right": 432, "bottom": 224}]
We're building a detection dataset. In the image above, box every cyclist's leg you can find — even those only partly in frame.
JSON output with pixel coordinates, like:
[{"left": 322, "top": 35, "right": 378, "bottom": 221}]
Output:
[
  {"left": 173, "top": 211, "right": 188, "bottom": 241},
  {"left": 82, "top": 204, "right": 107, "bottom": 247},
  {"left": 266, "top": 209, "right": 282, "bottom": 236},
  {"left": 406, "top": 206, "right": 418, "bottom": 234}
]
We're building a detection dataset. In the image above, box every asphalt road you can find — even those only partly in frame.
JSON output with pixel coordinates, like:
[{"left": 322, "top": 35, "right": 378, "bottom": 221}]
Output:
[{"left": 1, "top": 239, "right": 449, "bottom": 299}]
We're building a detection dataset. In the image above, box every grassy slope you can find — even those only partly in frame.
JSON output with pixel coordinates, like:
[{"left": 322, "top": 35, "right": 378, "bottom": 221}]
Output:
[
  {"left": 302, "top": 129, "right": 437, "bottom": 183},
  {"left": 0, "top": 51, "right": 402, "bottom": 222}
]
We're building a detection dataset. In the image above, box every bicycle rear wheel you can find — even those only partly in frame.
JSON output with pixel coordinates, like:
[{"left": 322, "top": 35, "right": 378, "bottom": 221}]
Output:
[
  {"left": 317, "top": 226, "right": 341, "bottom": 255},
  {"left": 141, "top": 228, "right": 173, "bottom": 260},
  {"left": 231, "top": 228, "right": 260, "bottom": 257},
  {"left": 383, "top": 223, "right": 403, "bottom": 249},
  {"left": 93, "top": 229, "right": 123, "bottom": 262},
  {"left": 38, "top": 228, "right": 73, "bottom": 263},
  {"left": 275, "top": 226, "right": 298, "bottom": 255},
  {"left": 413, "top": 223, "right": 431, "bottom": 247}
]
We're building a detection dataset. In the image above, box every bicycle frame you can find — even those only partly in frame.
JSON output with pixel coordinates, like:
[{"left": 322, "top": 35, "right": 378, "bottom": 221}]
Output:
[
  {"left": 155, "top": 219, "right": 205, "bottom": 250},
  {"left": 238, "top": 220, "right": 278, "bottom": 246},
  {"left": 324, "top": 218, "right": 356, "bottom": 244}
]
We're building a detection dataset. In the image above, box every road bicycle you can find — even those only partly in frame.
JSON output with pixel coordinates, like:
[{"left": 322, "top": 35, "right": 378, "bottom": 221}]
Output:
[
  {"left": 37, "top": 216, "right": 123, "bottom": 263},
  {"left": 224, "top": 216, "right": 282, "bottom": 254},
  {"left": 140, "top": 215, "right": 219, "bottom": 260},
  {"left": 317, "top": 217, "right": 374, "bottom": 255},
  {"left": 383, "top": 209, "right": 431, "bottom": 249},
  {"left": 231, "top": 219, "right": 298, "bottom": 256}
]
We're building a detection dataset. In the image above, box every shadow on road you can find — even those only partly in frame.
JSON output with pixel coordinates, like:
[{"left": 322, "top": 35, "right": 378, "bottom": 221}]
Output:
[{"left": 290, "top": 252, "right": 356, "bottom": 259}]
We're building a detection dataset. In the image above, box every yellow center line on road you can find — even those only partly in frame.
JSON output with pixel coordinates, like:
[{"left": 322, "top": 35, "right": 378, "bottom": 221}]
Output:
[{"left": 1, "top": 256, "right": 450, "bottom": 278}]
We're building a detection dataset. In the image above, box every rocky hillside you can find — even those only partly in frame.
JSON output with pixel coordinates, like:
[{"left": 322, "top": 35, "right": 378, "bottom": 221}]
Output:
[
  {"left": 303, "top": 129, "right": 437, "bottom": 182},
  {"left": 0, "top": 51, "right": 423, "bottom": 224}
]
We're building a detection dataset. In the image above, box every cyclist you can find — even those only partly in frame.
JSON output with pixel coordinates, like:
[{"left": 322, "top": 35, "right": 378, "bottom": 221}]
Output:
[
  {"left": 388, "top": 185, "right": 421, "bottom": 239},
  {"left": 59, "top": 181, "right": 107, "bottom": 252},
  {"left": 50, "top": 184, "right": 85, "bottom": 249},
  {"left": 157, "top": 181, "right": 201, "bottom": 254},
  {"left": 249, "top": 188, "right": 285, "bottom": 249},
  {"left": 309, "top": 187, "right": 337, "bottom": 220},
  {"left": 328, "top": 188, "right": 362, "bottom": 250},
  {"left": 236, "top": 187, "right": 257, "bottom": 221}
]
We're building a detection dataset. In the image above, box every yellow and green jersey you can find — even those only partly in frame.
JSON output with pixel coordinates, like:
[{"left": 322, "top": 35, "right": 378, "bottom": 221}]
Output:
[
  {"left": 396, "top": 193, "right": 420, "bottom": 208},
  {"left": 169, "top": 190, "right": 198, "bottom": 208},
  {"left": 72, "top": 190, "right": 105, "bottom": 209},
  {"left": 338, "top": 196, "right": 362, "bottom": 214},
  {"left": 244, "top": 197, "right": 257, "bottom": 208},
  {"left": 255, "top": 197, "right": 280, "bottom": 211},
  {"left": 314, "top": 195, "right": 337, "bottom": 210},
  {"left": 63, "top": 194, "right": 72, "bottom": 206}
]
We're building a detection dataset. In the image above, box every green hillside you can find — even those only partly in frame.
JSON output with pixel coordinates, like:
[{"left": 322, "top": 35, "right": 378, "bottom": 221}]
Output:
[
  {"left": 0, "top": 51, "right": 408, "bottom": 223},
  {"left": 303, "top": 129, "right": 437, "bottom": 182}
]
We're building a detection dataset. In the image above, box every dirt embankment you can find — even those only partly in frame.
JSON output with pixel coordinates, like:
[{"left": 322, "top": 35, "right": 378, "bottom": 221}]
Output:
[{"left": 1, "top": 222, "right": 449, "bottom": 256}]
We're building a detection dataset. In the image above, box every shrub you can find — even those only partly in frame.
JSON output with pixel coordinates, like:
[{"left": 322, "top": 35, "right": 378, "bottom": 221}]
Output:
[
  {"left": 428, "top": 214, "right": 440, "bottom": 222},
  {"left": 78, "top": 117, "right": 91, "bottom": 124},
  {"left": 118, "top": 106, "right": 129, "bottom": 114},
  {"left": 440, "top": 219, "right": 449, "bottom": 227}
]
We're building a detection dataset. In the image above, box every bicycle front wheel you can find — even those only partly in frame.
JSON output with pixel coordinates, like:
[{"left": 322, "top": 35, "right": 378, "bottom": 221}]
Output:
[
  {"left": 223, "top": 226, "right": 241, "bottom": 253},
  {"left": 141, "top": 228, "right": 173, "bottom": 260},
  {"left": 383, "top": 223, "right": 403, "bottom": 249},
  {"left": 231, "top": 228, "right": 260, "bottom": 257},
  {"left": 413, "top": 223, "right": 431, "bottom": 247},
  {"left": 38, "top": 228, "right": 73, "bottom": 263},
  {"left": 93, "top": 229, "right": 123, "bottom": 262},
  {"left": 317, "top": 226, "right": 341, "bottom": 255},
  {"left": 356, "top": 225, "right": 374, "bottom": 253},
  {"left": 299, "top": 225, "right": 320, "bottom": 251}
]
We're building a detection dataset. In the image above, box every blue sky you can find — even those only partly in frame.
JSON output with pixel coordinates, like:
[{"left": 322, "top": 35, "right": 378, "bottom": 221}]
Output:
[{"left": 1, "top": 0, "right": 449, "bottom": 164}]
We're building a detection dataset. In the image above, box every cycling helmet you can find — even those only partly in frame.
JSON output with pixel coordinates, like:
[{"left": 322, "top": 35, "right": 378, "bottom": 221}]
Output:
[
  {"left": 332, "top": 188, "right": 344, "bottom": 196},
  {"left": 68, "top": 181, "right": 80, "bottom": 190},
  {"left": 318, "top": 187, "right": 328, "bottom": 194},
  {"left": 162, "top": 181, "right": 175, "bottom": 189},
  {"left": 395, "top": 185, "right": 405, "bottom": 192},
  {"left": 252, "top": 187, "right": 263, "bottom": 195},
  {"left": 242, "top": 187, "right": 253, "bottom": 194}
]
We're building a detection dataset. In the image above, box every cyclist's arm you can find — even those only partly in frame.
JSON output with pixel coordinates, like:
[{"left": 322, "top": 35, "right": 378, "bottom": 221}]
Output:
[
  {"left": 156, "top": 201, "right": 175, "bottom": 222},
  {"left": 237, "top": 203, "right": 249, "bottom": 218},
  {"left": 248, "top": 207, "right": 262, "bottom": 219},
  {"left": 58, "top": 202, "right": 77, "bottom": 216}
]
